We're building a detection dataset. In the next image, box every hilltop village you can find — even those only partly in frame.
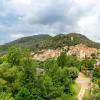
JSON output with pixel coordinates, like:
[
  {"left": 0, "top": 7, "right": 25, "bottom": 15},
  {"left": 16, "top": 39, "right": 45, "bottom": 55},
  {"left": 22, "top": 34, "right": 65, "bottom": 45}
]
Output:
[{"left": 32, "top": 43, "right": 100, "bottom": 61}]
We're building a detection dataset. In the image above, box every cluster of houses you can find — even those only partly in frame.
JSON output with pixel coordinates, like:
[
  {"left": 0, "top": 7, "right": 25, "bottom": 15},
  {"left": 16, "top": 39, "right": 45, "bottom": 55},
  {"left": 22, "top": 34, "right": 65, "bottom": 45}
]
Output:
[
  {"left": 66, "top": 44, "right": 99, "bottom": 59},
  {"left": 31, "top": 44, "right": 100, "bottom": 68},
  {"left": 31, "top": 49, "right": 60, "bottom": 61}
]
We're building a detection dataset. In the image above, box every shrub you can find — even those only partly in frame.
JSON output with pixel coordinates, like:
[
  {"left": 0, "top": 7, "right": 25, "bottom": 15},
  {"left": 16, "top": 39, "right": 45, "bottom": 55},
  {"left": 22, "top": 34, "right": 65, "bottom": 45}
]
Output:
[
  {"left": 7, "top": 46, "right": 21, "bottom": 66},
  {"left": 93, "top": 93, "right": 100, "bottom": 100},
  {"left": 68, "top": 67, "right": 79, "bottom": 80},
  {"left": 0, "top": 92, "right": 14, "bottom": 100}
]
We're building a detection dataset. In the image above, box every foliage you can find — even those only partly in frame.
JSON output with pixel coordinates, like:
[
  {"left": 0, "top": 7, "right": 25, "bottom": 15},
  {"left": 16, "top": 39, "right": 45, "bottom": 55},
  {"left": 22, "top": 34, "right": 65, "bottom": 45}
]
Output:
[
  {"left": 0, "top": 92, "right": 14, "bottom": 100},
  {"left": 0, "top": 34, "right": 51, "bottom": 53},
  {"left": 66, "top": 55, "right": 81, "bottom": 69},
  {"left": 0, "top": 33, "right": 100, "bottom": 53},
  {"left": 15, "top": 88, "right": 31, "bottom": 100},
  {"left": 21, "top": 58, "right": 36, "bottom": 87},
  {"left": 7, "top": 46, "right": 21, "bottom": 66},
  {"left": 0, "top": 46, "right": 80, "bottom": 100},
  {"left": 0, "top": 63, "right": 21, "bottom": 94},
  {"left": 93, "top": 93, "right": 100, "bottom": 100},
  {"left": 91, "top": 53, "right": 96, "bottom": 59},
  {"left": 57, "top": 52, "right": 81, "bottom": 69},
  {"left": 81, "top": 59, "right": 96, "bottom": 70},
  {"left": 57, "top": 52, "right": 67, "bottom": 67},
  {"left": 68, "top": 67, "right": 79, "bottom": 80},
  {"left": 43, "top": 58, "right": 58, "bottom": 77},
  {"left": 0, "top": 57, "right": 3, "bottom": 64},
  {"left": 93, "top": 67, "right": 100, "bottom": 78}
]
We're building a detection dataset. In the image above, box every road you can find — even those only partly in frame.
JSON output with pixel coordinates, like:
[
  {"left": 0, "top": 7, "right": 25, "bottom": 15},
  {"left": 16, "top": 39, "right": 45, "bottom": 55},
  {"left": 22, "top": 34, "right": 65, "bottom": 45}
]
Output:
[{"left": 76, "top": 73, "right": 91, "bottom": 100}]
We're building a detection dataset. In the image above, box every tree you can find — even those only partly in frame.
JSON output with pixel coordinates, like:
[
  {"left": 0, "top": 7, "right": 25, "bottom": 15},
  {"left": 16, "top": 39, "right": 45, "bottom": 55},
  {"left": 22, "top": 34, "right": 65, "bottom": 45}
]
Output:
[
  {"left": 15, "top": 88, "right": 30, "bottom": 100},
  {"left": 52, "top": 67, "right": 72, "bottom": 93},
  {"left": 0, "top": 92, "right": 14, "bottom": 100},
  {"left": 81, "top": 59, "right": 96, "bottom": 70},
  {"left": 41, "top": 75, "right": 55, "bottom": 99},
  {"left": 66, "top": 55, "right": 81, "bottom": 69},
  {"left": 0, "top": 45, "right": 80, "bottom": 100},
  {"left": 57, "top": 52, "right": 81, "bottom": 69},
  {"left": 0, "top": 62, "right": 21, "bottom": 95},
  {"left": 7, "top": 46, "right": 21, "bottom": 66},
  {"left": 57, "top": 52, "right": 67, "bottom": 67},
  {"left": 68, "top": 67, "right": 79, "bottom": 80},
  {"left": 21, "top": 58, "right": 36, "bottom": 88},
  {"left": 31, "top": 88, "right": 44, "bottom": 100},
  {"left": 91, "top": 53, "right": 96, "bottom": 59},
  {"left": 44, "top": 58, "right": 58, "bottom": 76},
  {"left": 42, "top": 59, "right": 74, "bottom": 99}
]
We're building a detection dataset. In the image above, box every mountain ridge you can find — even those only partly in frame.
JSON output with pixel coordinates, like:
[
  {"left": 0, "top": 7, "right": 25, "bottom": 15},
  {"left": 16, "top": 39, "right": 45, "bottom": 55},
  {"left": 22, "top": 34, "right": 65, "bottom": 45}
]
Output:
[{"left": 0, "top": 33, "right": 100, "bottom": 53}]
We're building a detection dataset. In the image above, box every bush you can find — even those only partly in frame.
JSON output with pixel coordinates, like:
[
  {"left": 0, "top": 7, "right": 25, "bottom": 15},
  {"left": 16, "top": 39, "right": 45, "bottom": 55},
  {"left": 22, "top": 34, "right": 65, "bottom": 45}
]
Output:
[
  {"left": 7, "top": 46, "right": 21, "bottom": 66},
  {"left": 57, "top": 52, "right": 81, "bottom": 69},
  {"left": 0, "top": 92, "right": 14, "bottom": 100},
  {"left": 68, "top": 67, "right": 79, "bottom": 80},
  {"left": 15, "top": 88, "right": 30, "bottom": 100},
  {"left": 93, "top": 67, "right": 100, "bottom": 78},
  {"left": 93, "top": 93, "right": 100, "bottom": 100},
  {"left": 81, "top": 59, "right": 96, "bottom": 70}
]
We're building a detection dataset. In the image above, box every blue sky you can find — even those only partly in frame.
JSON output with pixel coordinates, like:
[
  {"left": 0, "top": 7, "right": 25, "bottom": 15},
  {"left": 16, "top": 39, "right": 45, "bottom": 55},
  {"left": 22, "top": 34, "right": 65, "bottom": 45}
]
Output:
[{"left": 0, "top": 0, "right": 100, "bottom": 44}]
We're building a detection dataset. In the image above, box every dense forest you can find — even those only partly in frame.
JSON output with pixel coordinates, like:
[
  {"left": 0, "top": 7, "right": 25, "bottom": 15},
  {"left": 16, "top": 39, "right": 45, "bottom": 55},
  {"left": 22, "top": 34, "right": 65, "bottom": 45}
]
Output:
[
  {"left": 0, "top": 46, "right": 100, "bottom": 100},
  {"left": 0, "top": 33, "right": 100, "bottom": 53}
]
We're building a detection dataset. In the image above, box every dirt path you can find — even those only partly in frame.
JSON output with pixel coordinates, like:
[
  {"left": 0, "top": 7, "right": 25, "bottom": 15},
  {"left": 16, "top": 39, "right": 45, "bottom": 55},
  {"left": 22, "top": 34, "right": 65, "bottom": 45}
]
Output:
[{"left": 76, "top": 73, "right": 91, "bottom": 100}]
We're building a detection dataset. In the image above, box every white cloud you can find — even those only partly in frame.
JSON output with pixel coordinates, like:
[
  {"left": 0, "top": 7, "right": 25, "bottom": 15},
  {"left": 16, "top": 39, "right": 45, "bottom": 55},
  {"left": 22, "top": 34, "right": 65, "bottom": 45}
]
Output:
[
  {"left": 10, "top": 33, "right": 25, "bottom": 39},
  {"left": 76, "top": 15, "right": 99, "bottom": 41},
  {"left": 75, "top": 0, "right": 100, "bottom": 42},
  {"left": 0, "top": 0, "right": 100, "bottom": 44}
]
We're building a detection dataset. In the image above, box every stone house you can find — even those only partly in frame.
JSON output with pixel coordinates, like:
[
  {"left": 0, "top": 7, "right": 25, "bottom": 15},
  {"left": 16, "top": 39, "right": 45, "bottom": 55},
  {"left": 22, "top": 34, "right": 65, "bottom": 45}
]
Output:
[
  {"left": 67, "top": 44, "right": 98, "bottom": 59},
  {"left": 31, "top": 49, "right": 60, "bottom": 61}
]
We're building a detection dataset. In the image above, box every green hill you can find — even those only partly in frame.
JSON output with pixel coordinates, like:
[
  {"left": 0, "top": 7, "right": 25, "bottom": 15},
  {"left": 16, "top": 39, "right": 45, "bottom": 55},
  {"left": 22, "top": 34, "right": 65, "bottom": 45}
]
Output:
[
  {"left": 0, "top": 33, "right": 100, "bottom": 53},
  {"left": 45, "top": 33, "right": 100, "bottom": 49},
  {"left": 0, "top": 34, "right": 51, "bottom": 53}
]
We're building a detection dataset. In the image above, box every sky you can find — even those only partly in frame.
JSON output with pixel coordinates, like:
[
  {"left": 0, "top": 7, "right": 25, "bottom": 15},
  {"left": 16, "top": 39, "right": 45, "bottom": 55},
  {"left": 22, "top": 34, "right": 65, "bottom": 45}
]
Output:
[{"left": 0, "top": 0, "right": 100, "bottom": 44}]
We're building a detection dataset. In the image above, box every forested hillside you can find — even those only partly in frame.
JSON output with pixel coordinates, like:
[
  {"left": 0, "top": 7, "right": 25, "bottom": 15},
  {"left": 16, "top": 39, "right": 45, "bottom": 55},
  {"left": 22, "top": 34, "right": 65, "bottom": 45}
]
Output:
[
  {"left": 0, "top": 34, "right": 51, "bottom": 53},
  {"left": 0, "top": 33, "right": 100, "bottom": 53},
  {"left": 44, "top": 33, "right": 100, "bottom": 49}
]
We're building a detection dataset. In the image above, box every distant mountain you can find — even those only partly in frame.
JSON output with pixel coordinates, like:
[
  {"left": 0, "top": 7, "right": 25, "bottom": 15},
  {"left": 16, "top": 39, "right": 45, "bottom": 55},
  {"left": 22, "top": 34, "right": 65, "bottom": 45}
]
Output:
[
  {"left": 0, "top": 34, "right": 51, "bottom": 53},
  {"left": 0, "top": 33, "right": 100, "bottom": 53},
  {"left": 45, "top": 33, "right": 100, "bottom": 49}
]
